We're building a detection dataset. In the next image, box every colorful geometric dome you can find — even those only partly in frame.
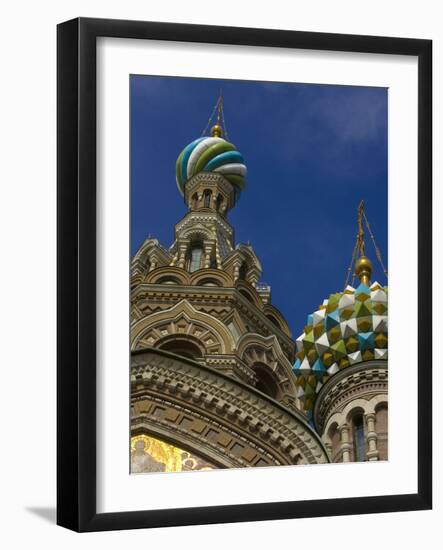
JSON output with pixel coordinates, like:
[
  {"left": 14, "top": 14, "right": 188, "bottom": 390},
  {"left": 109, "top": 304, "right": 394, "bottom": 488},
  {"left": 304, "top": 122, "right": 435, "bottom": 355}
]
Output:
[
  {"left": 292, "top": 281, "right": 388, "bottom": 413},
  {"left": 176, "top": 136, "right": 247, "bottom": 195}
]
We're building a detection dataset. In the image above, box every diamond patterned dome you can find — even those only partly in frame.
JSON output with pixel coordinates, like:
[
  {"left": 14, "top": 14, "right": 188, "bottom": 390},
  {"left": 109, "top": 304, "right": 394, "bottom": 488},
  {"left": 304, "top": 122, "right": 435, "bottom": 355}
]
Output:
[{"left": 292, "top": 281, "right": 388, "bottom": 413}]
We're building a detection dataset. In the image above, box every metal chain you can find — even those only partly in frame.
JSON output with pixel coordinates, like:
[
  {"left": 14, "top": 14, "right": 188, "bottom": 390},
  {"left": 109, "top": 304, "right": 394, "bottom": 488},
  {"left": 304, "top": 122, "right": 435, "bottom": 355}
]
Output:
[
  {"left": 362, "top": 211, "right": 388, "bottom": 278},
  {"left": 220, "top": 100, "right": 229, "bottom": 139},
  {"left": 201, "top": 92, "right": 229, "bottom": 138},
  {"left": 344, "top": 235, "right": 359, "bottom": 290},
  {"left": 201, "top": 98, "right": 219, "bottom": 136}
]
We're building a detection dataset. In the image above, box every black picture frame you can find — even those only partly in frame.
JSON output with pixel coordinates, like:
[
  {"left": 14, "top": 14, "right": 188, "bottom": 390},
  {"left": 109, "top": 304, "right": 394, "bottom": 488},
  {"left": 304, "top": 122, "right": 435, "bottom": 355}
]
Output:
[{"left": 57, "top": 17, "right": 432, "bottom": 532}]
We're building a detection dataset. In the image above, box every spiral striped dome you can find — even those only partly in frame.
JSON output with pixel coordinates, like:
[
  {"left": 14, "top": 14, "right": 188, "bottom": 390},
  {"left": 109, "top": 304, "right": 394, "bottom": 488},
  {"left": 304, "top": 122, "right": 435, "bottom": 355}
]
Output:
[
  {"left": 176, "top": 136, "right": 247, "bottom": 195},
  {"left": 292, "top": 281, "right": 388, "bottom": 414}
]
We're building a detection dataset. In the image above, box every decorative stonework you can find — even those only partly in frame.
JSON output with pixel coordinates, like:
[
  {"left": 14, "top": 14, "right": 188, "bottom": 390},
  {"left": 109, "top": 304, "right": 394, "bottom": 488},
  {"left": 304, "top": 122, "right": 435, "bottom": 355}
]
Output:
[
  {"left": 131, "top": 299, "right": 235, "bottom": 355},
  {"left": 312, "top": 361, "right": 388, "bottom": 463},
  {"left": 130, "top": 126, "right": 389, "bottom": 469},
  {"left": 313, "top": 361, "right": 388, "bottom": 434},
  {"left": 131, "top": 348, "right": 329, "bottom": 468},
  {"left": 131, "top": 282, "right": 295, "bottom": 361}
]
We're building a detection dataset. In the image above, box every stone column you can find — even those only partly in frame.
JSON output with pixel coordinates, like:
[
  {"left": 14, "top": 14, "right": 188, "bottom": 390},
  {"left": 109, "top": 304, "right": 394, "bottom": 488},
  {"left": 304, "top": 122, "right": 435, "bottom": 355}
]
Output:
[
  {"left": 340, "top": 424, "right": 351, "bottom": 463},
  {"left": 365, "top": 413, "right": 379, "bottom": 461},
  {"left": 214, "top": 241, "right": 222, "bottom": 269},
  {"left": 177, "top": 243, "right": 188, "bottom": 269},
  {"left": 248, "top": 270, "right": 259, "bottom": 288},
  {"left": 149, "top": 253, "right": 158, "bottom": 272},
  {"left": 233, "top": 260, "right": 241, "bottom": 282},
  {"left": 203, "top": 242, "right": 213, "bottom": 268}
]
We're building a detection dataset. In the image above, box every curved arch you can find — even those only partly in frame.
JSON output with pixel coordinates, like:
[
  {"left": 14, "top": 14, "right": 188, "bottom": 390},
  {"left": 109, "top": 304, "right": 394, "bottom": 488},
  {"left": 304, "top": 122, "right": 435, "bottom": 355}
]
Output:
[
  {"left": 235, "top": 280, "right": 263, "bottom": 310},
  {"left": 236, "top": 244, "right": 263, "bottom": 273},
  {"left": 323, "top": 412, "right": 347, "bottom": 439},
  {"left": 145, "top": 266, "right": 190, "bottom": 286},
  {"left": 131, "top": 348, "right": 330, "bottom": 466},
  {"left": 132, "top": 239, "right": 156, "bottom": 265},
  {"left": 346, "top": 404, "right": 366, "bottom": 424},
  {"left": 132, "top": 238, "right": 172, "bottom": 268},
  {"left": 131, "top": 424, "right": 233, "bottom": 470},
  {"left": 237, "top": 333, "right": 291, "bottom": 371},
  {"left": 342, "top": 399, "right": 374, "bottom": 423},
  {"left": 190, "top": 268, "right": 233, "bottom": 288},
  {"left": 263, "top": 304, "right": 291, "bottom": 337},
  {"left": 181, "top": 227, "right": 213, "bottom": 242},
  {"left": 327, "top": 421, "right": 339, "bottom": 440},
  {"left": 253, "top": 363, "right": 280, "bottom": 399},
  {"left": 322, "top": 395, "right": 387, "bottom": 439},
  {"left": 265, "top": 313, "right": 281, "bottom": 328},
  {"left": 131, "top": 299, "right": 236, "bottom": 354},
  {"left": 196, "top": 278, "right": 221, "bottom": 287},
  {"left": 324, "top": 421, "right": 341, "bottom": 462},
  {"left": 156, "top": 276, "right": 181, "bottom": 285},
  {"left": 156, "top": 335, "right": 205, "bottom": 360},
  {"left": 237, "top": 333, "right": 297, "bottom": 401},
  {"left": 370, "top": 395, "right": 389, "bottom": 413}
]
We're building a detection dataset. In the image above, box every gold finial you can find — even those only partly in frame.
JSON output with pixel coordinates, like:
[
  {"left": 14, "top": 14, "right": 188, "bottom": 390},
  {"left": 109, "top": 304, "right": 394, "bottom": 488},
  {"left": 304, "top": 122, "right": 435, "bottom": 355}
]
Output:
[
  {"left": 355, "top": 255, "right": 373, "bottom": 286},
  {"left": 211, "top": 91, "right": 224, "bottom": 136},
  {"left": 211, "top": 123, "right": 223, "bottom": 137},
  {"left": 354, "top": 201, "right": 373, "bottom": 285},
  {"left": 204, "top": 90, "right": 227, "bottom": 138}
]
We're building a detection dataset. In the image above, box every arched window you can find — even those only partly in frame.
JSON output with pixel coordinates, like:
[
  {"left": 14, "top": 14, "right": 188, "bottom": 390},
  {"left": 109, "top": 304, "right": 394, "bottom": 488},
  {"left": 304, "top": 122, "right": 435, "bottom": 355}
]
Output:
[
  {"left": 327, "top": 423, "right": 341, "bottom": 462},
  {"left": 196, "top": 277, "right": 221, "bottom": 287},
  {"left": 239, "top": 289, "right": 254, "bottom": 304},
  {"left": 254, "top": 364, "right": 279, "bottom": 399},
  {"left": 156, "top": 276, "right": 180, "bottom": 285},
  {"left": 238, "top": 262, "right": 248, "bottom": 281},
  {"left": 353, "top": 414, "right": 366, "bottom": 461},
  {"left": 215, "top": 194, "right": 223, "bottom": 212},
  {"left": 266, "top": 314, "right": 282, "bottom": 330},
  {"left": 203, "top": 190, "right": 212, "bottom": 208},
  {"left": 158, "top": 338, "right": 203, "bottom": 360},
  {"left": 188, "top": 244, "right": 203, "bottom": 272},
  {"left": 375, "top": 403, "right": 388, "bottom": 460},
  {"left": 191, "top": 193, "right": 198, "bottom": 209}
]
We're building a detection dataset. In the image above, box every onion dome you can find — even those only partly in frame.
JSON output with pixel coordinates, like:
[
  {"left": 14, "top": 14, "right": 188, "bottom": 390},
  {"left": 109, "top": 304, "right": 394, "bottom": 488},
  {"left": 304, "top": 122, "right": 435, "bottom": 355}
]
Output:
[
  {"left": 293, "top": 201, "right": 388, "bottom": 414},
  {"left": 175, "top": 126, "right": 247, "bottom": 196},
  {"left": 292, "top": 280, "right": 388, "bottom": 412}
]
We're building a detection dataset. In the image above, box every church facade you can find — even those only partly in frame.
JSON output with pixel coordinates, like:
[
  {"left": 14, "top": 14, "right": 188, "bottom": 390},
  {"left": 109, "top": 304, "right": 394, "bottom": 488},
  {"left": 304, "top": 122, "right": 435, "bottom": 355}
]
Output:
[{"left": 130, "top": 105, "right": 388, "bottom": 473}]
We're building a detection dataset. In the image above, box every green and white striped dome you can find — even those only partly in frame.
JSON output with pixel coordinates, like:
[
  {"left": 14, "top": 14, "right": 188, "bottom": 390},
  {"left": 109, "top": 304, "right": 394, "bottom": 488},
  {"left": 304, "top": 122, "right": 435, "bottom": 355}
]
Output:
[{"left": 176, "top": 135, "right": 246, "bottom": 195}]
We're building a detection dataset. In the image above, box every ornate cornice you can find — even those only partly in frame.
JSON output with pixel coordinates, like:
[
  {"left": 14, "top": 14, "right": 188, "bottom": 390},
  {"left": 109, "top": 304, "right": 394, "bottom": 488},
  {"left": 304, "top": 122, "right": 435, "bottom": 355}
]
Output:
[
  {"left": 175, "top": 211, "right": 234, "bottom": 238},
  {"left": 131, "top": 285, "right": 295, "bottom": 357},
  {"left": 313, "top": 361, "right": 388, "bottom": 435},
  {"left": 185, "top": 172, "right": 235, "bottom": 195},
  {"left": 131, "top": 348, "right": 329, "bottom": 467}
]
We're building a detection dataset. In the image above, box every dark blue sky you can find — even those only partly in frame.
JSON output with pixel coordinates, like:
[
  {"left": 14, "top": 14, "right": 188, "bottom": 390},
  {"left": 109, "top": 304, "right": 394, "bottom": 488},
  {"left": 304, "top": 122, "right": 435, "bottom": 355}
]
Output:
[{"left": 131, "top": 75, "right": 388, "bottom": 338}]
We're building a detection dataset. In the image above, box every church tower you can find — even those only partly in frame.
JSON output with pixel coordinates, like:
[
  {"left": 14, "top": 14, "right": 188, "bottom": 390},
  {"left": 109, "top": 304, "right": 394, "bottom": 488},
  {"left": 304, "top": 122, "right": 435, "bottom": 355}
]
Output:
[
  {"left": 130, "top": 96, "right": 328, "bottom": 471},
  {"left": 293, "top": 202, "right": 388, "bottom": 462}
]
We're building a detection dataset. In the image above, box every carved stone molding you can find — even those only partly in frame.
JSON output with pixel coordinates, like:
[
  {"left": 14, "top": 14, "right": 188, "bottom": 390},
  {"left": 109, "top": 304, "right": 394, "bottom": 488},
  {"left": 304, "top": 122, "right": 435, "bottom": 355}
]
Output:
[
  {"left": 131, "top": 348, "right": 329, "bottom": 468},
  {"left": 313, "top": 361, "right": 388, "bottom": 435},
  {"left": 131, "top": 287, "right": 295, "bottom": 360}
]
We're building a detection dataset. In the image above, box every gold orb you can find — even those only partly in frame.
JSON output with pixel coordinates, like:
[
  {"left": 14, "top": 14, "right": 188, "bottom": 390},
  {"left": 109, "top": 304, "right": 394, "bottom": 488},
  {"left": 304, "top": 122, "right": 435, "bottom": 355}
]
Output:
[
  {"left": 355, "top": 256, "right": 373, "bottom": 274},
  {"left": 211, "top": 124, "right": 222, "bottom": 137},
  {"left": 355, "top": 255, "right": 373, "bottom": 285}
]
